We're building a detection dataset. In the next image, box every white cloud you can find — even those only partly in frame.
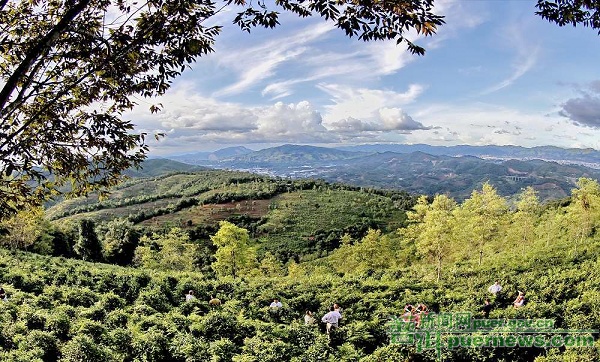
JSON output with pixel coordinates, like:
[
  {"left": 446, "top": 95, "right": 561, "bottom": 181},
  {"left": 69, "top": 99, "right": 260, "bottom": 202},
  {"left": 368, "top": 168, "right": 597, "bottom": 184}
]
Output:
[
  {"left": 214, "top": 47, "right": 308, "bottom": 97},
  {"left": 252, "top": 101, "right": 330, "bottom": 141},
  {"left": 261, "top": 79, "right": 305, "bottom": 100},
  {"left": 328, "top": 107, "right": 430, "bottom": 133},
  {"left": 366, "top": 41, "right": 416, "bottom": 75},
  {"left": 481, "top": 23, "right": 540, "bottom": 95},
  {"left": 126, "top": 82, "right": 433, "bottom": 155},
  {"left": 158, "top": 97, "right": 258, "bottom": 132},
  {"left": 320, "top": 83, "right": 425, "bottom": 124},
  {"left": 212, "top": 22, "right": 334, "bottom": 97},
  {"left": 407, "top": 102, "right": 600, "bottom": 149},
  {"left": 211, "top": 0, "right": 487, "bottom": 102},
  {"left": 259, "top": 34, "right": 423, "bottom": 99}
]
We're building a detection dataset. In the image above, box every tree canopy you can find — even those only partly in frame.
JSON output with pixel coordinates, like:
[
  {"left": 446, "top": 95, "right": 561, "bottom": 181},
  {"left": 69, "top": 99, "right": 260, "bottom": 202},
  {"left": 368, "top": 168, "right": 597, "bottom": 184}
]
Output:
[
  {"left": 536, "top": 0, "right": 600, "bottom": 33},
  {"left": 211, "top": 221, "right": 256, "bottom": 278}
]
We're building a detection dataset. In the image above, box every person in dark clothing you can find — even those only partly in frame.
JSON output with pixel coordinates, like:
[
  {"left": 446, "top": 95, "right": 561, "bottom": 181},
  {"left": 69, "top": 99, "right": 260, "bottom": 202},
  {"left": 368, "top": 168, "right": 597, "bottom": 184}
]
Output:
[{"left": 481, "top": 299, "right": 492, "bottom": 318}]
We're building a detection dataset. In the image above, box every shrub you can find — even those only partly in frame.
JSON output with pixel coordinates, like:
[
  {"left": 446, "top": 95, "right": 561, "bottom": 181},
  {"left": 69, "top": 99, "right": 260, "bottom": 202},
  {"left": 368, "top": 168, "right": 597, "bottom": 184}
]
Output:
[
  {"left": 132, "top": 327, "right": 172, "bottom": 361},
  {"left": 61, "top": 334, "right": 110, "bottom": 362},
  {"left": 192, "top": 311, "right": 240, "bottom": 342},
  {"left": 107, "top": 328, "right": 133, "bottom": 359},
  {"left": 45, "top": 310, "right": 71, "bottom": 340},
  {"left": 136, "top": 287, "right": 172, "bottom": 313},
  {"left": 105, "top": 309, "right": 129, "bottom": 329},
  {"left": 73, "top": 320, "right": 107, "bottom": 344},
  {"left": 294, "top": 334, "right": 332, "bottom": 361},
  {"left": 65, "top": 288, "right": 98, "bottom": 308},
  {"left": 237, "top": 335, "right": 291, "bottom": 362},
  {"left": 98, "top": 292, "right": 126, "bottom": 312},
  {"left": 0, "top": 348, "right": 46, "bottom": 362},
  {"left": 23, "top": 330, "right": 59, "bottom": 362},
  {"left": 170, "top": 333, "right": 211, "bottom": 361},
  {"left": 209, "top": 338, "right": 238, "bottom": 362}
]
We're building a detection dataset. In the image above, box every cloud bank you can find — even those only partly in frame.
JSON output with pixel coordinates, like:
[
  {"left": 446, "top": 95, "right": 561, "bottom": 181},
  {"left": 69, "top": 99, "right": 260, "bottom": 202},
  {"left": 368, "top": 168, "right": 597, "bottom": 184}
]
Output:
[
  {"left": 559, "top": 81, "right": 600, "bottom": 128},
  {"left": 129, "top": 84, "right": 431, "bottom": 153}
]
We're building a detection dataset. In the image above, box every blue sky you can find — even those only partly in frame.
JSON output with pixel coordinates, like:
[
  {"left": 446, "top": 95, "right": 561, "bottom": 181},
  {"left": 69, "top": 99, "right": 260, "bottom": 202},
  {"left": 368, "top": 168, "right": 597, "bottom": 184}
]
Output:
[{"left": 127, "top": 1, "right": 600, "bottom": 156}]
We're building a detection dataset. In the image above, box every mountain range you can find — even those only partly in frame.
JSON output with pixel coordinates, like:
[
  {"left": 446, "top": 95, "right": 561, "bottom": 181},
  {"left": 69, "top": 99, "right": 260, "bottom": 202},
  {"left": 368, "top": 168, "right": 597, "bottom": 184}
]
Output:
[{"left": 161, "top": 144, "right": 600, "bottom": 201}]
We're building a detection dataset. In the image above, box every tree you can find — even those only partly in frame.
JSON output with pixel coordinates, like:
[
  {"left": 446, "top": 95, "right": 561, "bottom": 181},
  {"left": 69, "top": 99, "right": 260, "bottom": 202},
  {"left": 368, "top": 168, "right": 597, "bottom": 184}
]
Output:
[
  {"left": 100, "top": 218, "right": 139, "bottom": 265},
  {"left": 47, "top": 225, "right": 75, "bottom": 258},
  {"left": 566, "top": 178, "right": 600, "bottom": 252},
  {"left": 0, "top": 0, "right": 444, "bottom": 218},
  {"left": 397, "top": 195, "right": 430, "bottom": 266},
  {"left": 210, "top": 221, "right": 256, "bottom": 279},
  {"left": 0, "top": 206, "right": 49, "bottom": 251},
  {"left": 454, "top": 182, "right": 508, "bottom": 266},
  {"left": 330, "top": 228, "right": 396, "bottom": 275},
  {"left": 509, "top": 187, "right": 540, "bottom": 256},
  {"left": 257, "top": 251, "right": 285, "bottom": 277},
  {"left": 536, "top": 0, "right": 600, "bottom": 33},
  {"left": 133, "top": 227, "right": 197, "bottom": 271},
  {"left": 414, "top": 194, "right": 457, "bottom": 281},
  {"left": 74, "top": 219, "right": 103, "bottom": 262}
]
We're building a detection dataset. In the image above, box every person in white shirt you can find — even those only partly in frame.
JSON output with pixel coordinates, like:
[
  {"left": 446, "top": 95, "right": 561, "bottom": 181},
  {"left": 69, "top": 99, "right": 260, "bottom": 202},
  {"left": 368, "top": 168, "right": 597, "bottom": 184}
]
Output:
[
  {"left": 270, "top": 299, "right": 283, "bottom": 308},
  {"left": 185, "top": 290, "right": 196, "bottom": 302},
  {"left": 488, "top": 281, "right": 502, "bottom": 295},
  {"left": 304, "top": 310, "right": 316, "bottom": 325},
  {"left": 321, "top": 306, "right": 342, "bottom": 334},
  {"left": 513, "top": 291, "right": 525, "bottom": 308}
]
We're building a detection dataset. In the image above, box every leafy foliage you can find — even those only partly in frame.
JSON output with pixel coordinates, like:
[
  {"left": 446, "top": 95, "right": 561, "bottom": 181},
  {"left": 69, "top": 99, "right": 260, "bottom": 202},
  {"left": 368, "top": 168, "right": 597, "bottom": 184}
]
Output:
[
  {"left": 211, "top": 221, "right": 257, "bottom": 279},
  {"left": 99, "top": 219, "right": 139, "bottom": 266},
  {"left": 134, "top": 227, "right": 198, "bottom": 271},
  {"left": 536, "top": 0, "right": 600, "bottom": 33},
  {"left": 74, "top": 219, "right": 102, "bottom": 262},
  {"left": 0, "top": 206, "right": 49, "bottom": 251}
]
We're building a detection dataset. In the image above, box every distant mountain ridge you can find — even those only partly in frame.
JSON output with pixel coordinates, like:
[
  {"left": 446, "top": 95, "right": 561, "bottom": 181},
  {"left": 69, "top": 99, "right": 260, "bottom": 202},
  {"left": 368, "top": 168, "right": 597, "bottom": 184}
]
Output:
[
  {"left": 225, "top": 144, "right": 365, "bottom": 164},
  {"left": 335, "top": 144, "right": 600, "bottom": 167},
  {"left": 314, "top": 151, "right": 598, "bottom": 200},
  {"left": 124, "top": 158, "right": 206, "bottom": 178},
  {"left": 160, "top": 143, "right": 600, "bottom": 201},
  {"left": 168, "top": 146, "right": 253, "bottom": 164}
]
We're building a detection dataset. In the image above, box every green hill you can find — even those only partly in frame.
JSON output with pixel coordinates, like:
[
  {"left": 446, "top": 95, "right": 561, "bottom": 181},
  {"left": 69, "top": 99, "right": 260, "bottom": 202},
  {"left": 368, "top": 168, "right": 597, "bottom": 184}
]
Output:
[
  {"left": 124, "top": 158, "right": 206, "bottom": 178},
  {"left": 46, "top": 169, "right": 413, "bottom": 261}
]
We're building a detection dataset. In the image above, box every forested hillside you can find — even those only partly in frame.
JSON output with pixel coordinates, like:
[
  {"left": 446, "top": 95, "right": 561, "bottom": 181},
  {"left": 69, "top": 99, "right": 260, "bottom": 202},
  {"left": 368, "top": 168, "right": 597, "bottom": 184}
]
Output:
[
  {"left": 1, "top": 172, "right": 600, "bottom": 361},
  {"left": 45, "top": 170, "right": 413, "bottom": 263}
]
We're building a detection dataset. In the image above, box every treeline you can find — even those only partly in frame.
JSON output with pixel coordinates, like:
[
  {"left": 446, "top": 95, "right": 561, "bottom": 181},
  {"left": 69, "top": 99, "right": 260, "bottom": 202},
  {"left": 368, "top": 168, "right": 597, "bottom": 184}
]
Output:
[
  {"left": 6, "top": 178, "right": 600, "bottom": 280},
  {"left": 321, "top": 178, "right": 600, "bottom": 282}
]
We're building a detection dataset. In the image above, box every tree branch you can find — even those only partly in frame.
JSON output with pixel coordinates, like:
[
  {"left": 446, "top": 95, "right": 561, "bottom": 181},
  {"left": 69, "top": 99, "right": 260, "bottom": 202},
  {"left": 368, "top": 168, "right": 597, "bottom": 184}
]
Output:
[{"left": 0, "top": 0, "right": 93, "bottom": 113}]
